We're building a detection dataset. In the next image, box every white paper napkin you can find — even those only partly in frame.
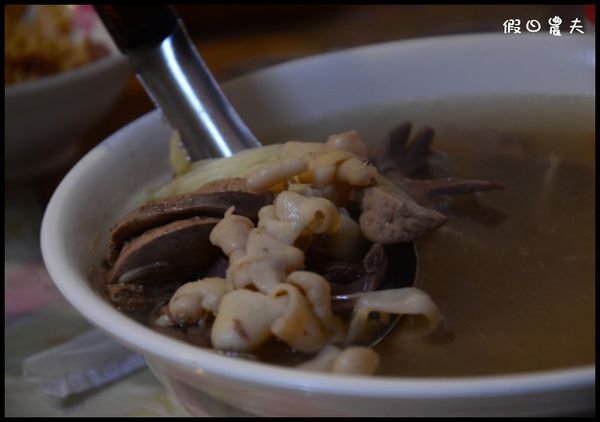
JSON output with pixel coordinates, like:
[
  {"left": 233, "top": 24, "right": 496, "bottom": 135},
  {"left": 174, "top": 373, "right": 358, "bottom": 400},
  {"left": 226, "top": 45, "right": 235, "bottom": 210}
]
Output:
[{"left": 22, "top": 329, "right": 146, "bottom": 398}]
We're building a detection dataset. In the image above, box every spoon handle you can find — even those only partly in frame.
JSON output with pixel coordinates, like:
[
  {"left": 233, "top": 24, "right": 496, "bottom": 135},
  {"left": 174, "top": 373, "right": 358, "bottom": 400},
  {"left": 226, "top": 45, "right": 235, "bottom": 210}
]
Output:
[{"left": 94, "top": 6, "right": 262, "bottom": 160}]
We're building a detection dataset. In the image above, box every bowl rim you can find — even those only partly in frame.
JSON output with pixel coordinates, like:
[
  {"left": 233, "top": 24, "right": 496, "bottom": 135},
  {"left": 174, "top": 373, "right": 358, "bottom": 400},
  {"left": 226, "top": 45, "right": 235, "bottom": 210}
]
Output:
[{"left": 41, "top": 32, "right": 595, "bottom": 398}]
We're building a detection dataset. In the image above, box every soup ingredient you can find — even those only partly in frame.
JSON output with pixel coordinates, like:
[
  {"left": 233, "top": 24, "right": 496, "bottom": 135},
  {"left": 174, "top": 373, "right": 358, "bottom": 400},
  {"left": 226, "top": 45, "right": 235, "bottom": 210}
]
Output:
[
  {"left": 104, "top": 125, "right": 503, "bottom": 375},
  {"left": 167, "top": 277, "right": 230, "bottom": 325},
  {"left": 246, "top": 158, "right": 308, "bottom": 192},
  {"left": 375, "top": 122, "right": 443, "bottom": 178},
  {"left": 359, "top": 184, "right": 447, "bottom": 243},
  {"left": 256, "top": 95, "right": 594, "bottom": 375},
  {"left": 331, "top": 347, "right": 380, "bottom": 375},
  {"left": 346, "top": 288, "right": 441, "bottom": 345},
  {"left": 107, "top": 216, "right": 220, "bottom": 310},
  {"left": 299, "top": 345, "right": 380, "bottom": 375},
  {"left": 105, "top": 179, "right": 273, "bottom": 311},
  {"left": 107, "top": 177, "right": 272, "bottom": 262},
  {"left": 134, "top": 131, "right": 444, "bottom": 374},
  {"left": 372, "top": 122, "right": 505, "bottom": 212},
  {"left": 309, "top": 242, "right": 387, "bottom": 299}
]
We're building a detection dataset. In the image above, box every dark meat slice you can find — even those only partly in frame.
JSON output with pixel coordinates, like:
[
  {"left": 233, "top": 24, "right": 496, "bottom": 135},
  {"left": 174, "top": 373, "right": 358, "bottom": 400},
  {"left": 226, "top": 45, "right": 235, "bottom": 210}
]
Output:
[
  {"left": 307, "top": 243, "right": 387, "bottom": 294},
  {"left": 373, "top": 122, "right": 506, "bottom": 221},
  {"left": 359, "top": 185, "right": 447, "bottom": 244},
  {"left": 308, "top": 242, "right": 417, "bottom": 311},
  {"left": 108, "top": 216, "right": 220, "bottom": 288},
  {"left": 384, "top": 169, "right": 505, "bottom": 212},
  {"left": 407, "top": 177, "right": 505, "bottom": 196},
  {"left": 373, "top": 122, "right": 448, "bottom": 179},
  {"left": 308, "top": 240, "right": 414, "bottom": 292},
  {"left": 329, "top": 243, "right": 388, "bottom": 297},
  {"left": 107, "top": 178, "right": 272, "bottom": 263},
  {"left": 445, "top": 194, "right": 508, "bottom": 228},
  {"left": 315, "top": 261, "right": 363, "bottom": 286},
  {"left": 200, "top": 254, "right": 229, "bottom": 279}
]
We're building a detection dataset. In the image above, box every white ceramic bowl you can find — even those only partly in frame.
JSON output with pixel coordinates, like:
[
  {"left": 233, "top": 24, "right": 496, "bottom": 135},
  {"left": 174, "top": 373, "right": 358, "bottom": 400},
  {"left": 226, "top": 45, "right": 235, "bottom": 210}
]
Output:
[
  {"left": 41, "top": 34, "right": 595, "bottom": 416},
  {"left": 4, "top": 11, "right": 130, "bottom": 182}
]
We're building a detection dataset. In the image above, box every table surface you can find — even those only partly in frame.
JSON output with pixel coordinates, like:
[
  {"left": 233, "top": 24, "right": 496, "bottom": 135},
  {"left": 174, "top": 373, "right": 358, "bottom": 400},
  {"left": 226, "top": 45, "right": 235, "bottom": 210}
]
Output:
[{"left": 4, "top": 4, "right": 590, "bottom": 417}]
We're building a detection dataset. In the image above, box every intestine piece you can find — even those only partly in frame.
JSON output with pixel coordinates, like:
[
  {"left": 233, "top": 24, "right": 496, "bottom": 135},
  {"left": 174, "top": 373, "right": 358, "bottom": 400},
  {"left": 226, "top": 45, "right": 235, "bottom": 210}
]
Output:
[
  {"left": 168, "top": 277, "right": 230, "bottom": 325},
  {"left": 325, "top": 130, "right": 369, "bottom": 161},
  {"left": 345, "top": 287, "right": 442, "bottom": 345},
  {"left": 246, "top": 157, "right": 308, "bottom": 192},
  {"left": 211, "top": 289, "right": 286, "bottom": 351},
  {"left": 297, "top": 344, "right": 380, "bottom": 376},
  {"left": 245, "top": 229, "right": 305, "bottom": 293},
  {"left": 270, "top": 283, "right": 329, "bottom": 354},
  {"left": 274, "top": 191, "right": 341, "bottom": 235}
]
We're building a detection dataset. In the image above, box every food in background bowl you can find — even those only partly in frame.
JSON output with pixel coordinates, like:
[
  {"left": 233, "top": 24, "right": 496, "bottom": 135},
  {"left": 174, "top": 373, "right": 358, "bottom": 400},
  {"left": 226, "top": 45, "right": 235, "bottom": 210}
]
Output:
[
  {"left": 5, "top": 5, "right": 110, "bottom": 85},
  {"left": 4, "top": 5, "right": 130, "bottom": 182}
]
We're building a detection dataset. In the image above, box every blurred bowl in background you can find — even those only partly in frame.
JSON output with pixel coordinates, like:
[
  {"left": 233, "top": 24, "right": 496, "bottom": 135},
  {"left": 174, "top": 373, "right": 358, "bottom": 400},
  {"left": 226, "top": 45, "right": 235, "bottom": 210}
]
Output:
[{"left": 4, "top": 5, "right": 130, "bottom": 183}]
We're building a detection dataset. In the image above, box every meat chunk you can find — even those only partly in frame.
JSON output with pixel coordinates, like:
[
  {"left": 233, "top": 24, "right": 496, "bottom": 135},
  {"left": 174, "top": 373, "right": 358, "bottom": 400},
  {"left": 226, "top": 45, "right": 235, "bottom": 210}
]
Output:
[
  {"left": 372, "top": 122, "right": 506, "bottom": 218},
  {"left": 384, "top": 169, "right": 505, "bottom": 211},
  {"left": 373, "top": 121, "right": 447, "bottom": 179},
  {"left": 359, "top": 185, "right": 447, "bottom": 244}
]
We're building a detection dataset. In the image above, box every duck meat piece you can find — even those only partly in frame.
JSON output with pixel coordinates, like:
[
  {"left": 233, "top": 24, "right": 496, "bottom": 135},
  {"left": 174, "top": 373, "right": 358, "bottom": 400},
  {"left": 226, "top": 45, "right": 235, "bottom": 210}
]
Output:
[
  {"left": 305, "top": 243, "right": 386, "bottom": 310},
  {"left": 383, "top": 168, "right": 505, "bottom": 210},
  {"left": 373, "top": 122, "right": 506, "bottom": 220},
  {"left": 406, "top": 177, "right": 505, "bottom": 196},
  {"left": 373, "top": 122, "right": 448, "bottom": 179},
  {"left": 359, "top": 185, "right": 447, "bottom": 244},
  {"left": 107, "top": 178, "right": 272, "bottom": 263},
  {"left": 325, "top": 242, "right": 417, "bottom": 311},
  {"left": 307, "top": 241, "right": 414, "bottom": 297},
  {"left": 328, "top": 243, "right": 388, "bottom": 297},
  {"left": 307, "top": 243, "right": 386, "bottom": 290}
]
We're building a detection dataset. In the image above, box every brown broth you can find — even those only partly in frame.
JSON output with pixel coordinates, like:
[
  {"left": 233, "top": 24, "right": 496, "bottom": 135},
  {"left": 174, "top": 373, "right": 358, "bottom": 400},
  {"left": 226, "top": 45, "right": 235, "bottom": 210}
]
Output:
[{"left": 264, "top": 95, "right": 595, "bottom": 376}]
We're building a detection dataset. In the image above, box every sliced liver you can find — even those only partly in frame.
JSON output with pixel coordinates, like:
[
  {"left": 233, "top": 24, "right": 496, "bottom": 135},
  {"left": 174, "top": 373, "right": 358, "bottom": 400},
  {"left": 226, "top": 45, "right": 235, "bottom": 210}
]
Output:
[
  {"left": 107, "top": 216, "right": 220, "bottom": 288},
  {"left": 107, "top": 179, "right": 272, "bottom": 262}
]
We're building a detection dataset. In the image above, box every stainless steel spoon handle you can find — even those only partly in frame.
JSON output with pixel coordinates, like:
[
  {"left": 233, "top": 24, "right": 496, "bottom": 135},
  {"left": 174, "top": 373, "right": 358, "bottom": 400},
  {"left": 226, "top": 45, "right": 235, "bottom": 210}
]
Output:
[{"left": 95, "top": 6, "right": 261, "bottom": 160}]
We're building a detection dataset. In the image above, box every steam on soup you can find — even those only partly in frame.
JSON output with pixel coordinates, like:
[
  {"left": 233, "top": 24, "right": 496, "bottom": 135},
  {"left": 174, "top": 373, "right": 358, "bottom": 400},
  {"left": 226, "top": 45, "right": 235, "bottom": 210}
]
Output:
[{"left": 100, "top": 94, "right": 595, "bottom": 377}]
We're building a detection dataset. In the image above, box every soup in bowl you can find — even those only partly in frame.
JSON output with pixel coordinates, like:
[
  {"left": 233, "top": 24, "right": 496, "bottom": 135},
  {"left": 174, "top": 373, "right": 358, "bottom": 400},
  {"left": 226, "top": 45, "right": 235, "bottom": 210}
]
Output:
[{"left": 40, "top": 34, "right": 595, "bottom": 416}]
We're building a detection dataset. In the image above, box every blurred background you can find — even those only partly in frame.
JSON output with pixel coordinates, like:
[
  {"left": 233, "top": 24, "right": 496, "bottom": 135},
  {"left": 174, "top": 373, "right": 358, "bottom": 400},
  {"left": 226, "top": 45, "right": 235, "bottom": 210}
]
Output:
[{"left": 4, "top": 4, "right": 593, "bottom": 417}]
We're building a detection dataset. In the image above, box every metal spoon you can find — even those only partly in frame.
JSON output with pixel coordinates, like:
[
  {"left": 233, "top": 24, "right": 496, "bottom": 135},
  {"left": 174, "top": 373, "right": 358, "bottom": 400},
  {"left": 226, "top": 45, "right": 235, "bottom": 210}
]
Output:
[
  {"left": 331, "top": 242, "right": 418, "bottom": 347},
  {"left": 94, "top": 5, "right": 260, "bottom": 160},
  {"left": 94, "top": 5, "right": 415, "bottom": 348}
]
